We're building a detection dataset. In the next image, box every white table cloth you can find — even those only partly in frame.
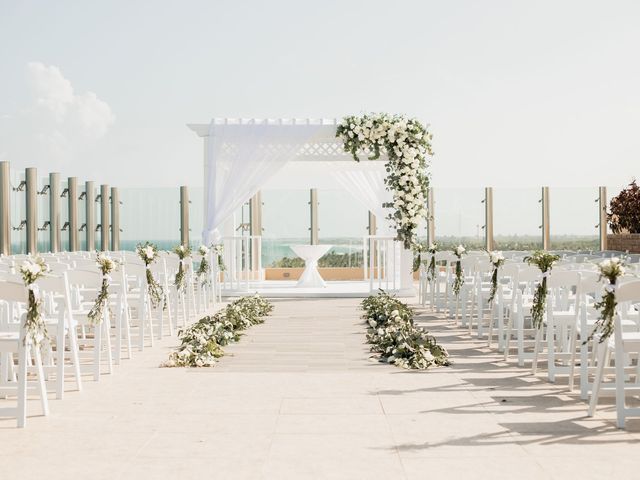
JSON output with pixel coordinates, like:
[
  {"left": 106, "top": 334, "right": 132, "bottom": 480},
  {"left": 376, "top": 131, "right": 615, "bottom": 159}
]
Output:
[{"left": 289, "top": 245, "right": 332, "bottom": 288}]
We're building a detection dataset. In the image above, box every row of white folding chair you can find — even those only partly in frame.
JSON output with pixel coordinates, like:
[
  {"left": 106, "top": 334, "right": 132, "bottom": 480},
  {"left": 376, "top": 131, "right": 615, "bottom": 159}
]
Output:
[{"left": 0, "top": 282, "right": 49, "bottom": 427}]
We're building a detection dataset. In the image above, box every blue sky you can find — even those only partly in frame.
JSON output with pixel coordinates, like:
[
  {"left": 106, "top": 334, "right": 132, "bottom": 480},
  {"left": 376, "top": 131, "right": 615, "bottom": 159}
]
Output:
[{"left": 0, "top": 0, "right": 639, "bottom": 195}]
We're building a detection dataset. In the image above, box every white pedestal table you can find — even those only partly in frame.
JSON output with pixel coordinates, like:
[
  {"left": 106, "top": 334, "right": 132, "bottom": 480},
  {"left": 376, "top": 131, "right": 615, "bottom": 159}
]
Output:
[{"left": 289, "top": 244, "right": 332, "bottom": 288}]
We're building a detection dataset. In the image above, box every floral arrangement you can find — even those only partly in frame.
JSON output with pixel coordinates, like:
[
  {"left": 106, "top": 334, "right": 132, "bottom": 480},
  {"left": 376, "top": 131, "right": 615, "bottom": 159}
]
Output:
[
  {"left": 452, "top": 245, "right": 466, "bottom": 297},
  {"left": 426, "top": 242, "right": 438, "bottom": 281},
  {"left": 524, "top": 251, "right": 561, "bottom": 329},
  {"left": 196, "top": 245, "right": 210, "bottom": 284},
  {"left": 361, "top": 291, "right": 449, "bottom": 370},
  {"left": 608, "top": 180, "right": 640, "bottom": 234},
  {"left": 487, "top": 250, "right": 505, "bottom": 304},
  {"left": 213, "top": 244, "right": 226, "bottom": 272},
  {"left": 163, "top": 294, "right": 273, "bottom": 367},
  {"left": 136, "top": 242, "right": 164, "bottom": 309},
  {"left": 87, "top": 252, "right": 118, "bottom": 324},
  {"left": 336, "top": 113, "right": 434, "bottom": 249},
  {"left": 19, "top": 256, "right": 50, "bottom": 345},
  {"left": 587, "top": 257, "right": 625, "bottom": 342},
  {"left": 173, "top": 244, "right": 192, "bottom": 293}
]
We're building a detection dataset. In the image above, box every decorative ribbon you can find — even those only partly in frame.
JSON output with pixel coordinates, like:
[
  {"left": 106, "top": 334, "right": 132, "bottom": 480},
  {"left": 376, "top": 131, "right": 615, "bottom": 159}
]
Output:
[{"left": 605, "top": 283, "right": 616, "bottom": 294}]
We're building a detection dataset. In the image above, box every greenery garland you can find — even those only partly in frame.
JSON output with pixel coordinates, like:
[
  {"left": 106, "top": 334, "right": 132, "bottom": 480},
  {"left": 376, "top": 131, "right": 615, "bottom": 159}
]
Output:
[
  {"left": 361, "top": 290, "right": 449, "bottom": 370},
  {"left": 162, "top": 294, "right": 273, "bottom": 367},
  {"left": 452, "top": 245, "right": 466, "bottom": 297},
  {"left": 336, "top": 113, "right": 434, "bottom": 249},
  {"left": 87, "top": 252, "right": 117, "bottom": 324},
  {"left": 173, "top": 244, "right": 192, "bottom": 293},
  {"left": 524, "top": 251, "right": 560, "bottom": 329},
  {"left": 427, "top": 243, "right": 438, "bottom": 282},
  {"left": 136, "top": 242, "right": 165, "bottom": 309},
  {"left": 196, "top": 245, "right": 210, "bottom": 285},
  {"left": 587, "top": 257, "right": 625, "bottom": 343},
  {"left": 487, "top": 251, "right": 505, "bottom": 304},
  {"left": 19, "top": 256, "right": 50, "bottom": 345},
  {"left": 213, "top": 244, "right": 226, "bottom": 272}
]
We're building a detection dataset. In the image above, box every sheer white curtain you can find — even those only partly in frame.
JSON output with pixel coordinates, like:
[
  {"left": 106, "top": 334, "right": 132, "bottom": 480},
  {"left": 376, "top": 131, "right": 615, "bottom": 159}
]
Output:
[
  {"left": 203, "top": 121, "right": 323, "bottom": 244},
  {"left": 330, "top": 167, "right": 395, "bottom": 233}
]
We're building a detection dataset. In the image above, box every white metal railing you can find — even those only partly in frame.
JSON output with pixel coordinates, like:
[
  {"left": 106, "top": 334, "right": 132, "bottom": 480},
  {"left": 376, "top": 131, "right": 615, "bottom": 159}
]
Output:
[
  {"left": 363, "top": 235, "right": 400, "bottom": 292},
  {"left": 218, "top": 235, "right": 263, "bottom": 292}
]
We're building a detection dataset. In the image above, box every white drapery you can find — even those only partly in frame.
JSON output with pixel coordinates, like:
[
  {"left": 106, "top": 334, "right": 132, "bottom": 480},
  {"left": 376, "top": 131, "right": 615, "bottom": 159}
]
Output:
[
  {"left": 330, "top": 168, "right": 394, "bottom": 233},
  {"left": 203, "top": 121, "right": 326, "bottom": 244}
]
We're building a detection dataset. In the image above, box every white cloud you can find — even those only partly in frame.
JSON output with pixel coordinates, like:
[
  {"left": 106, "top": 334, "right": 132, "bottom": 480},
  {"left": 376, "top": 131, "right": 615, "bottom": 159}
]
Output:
[{"left": 0, "top": 62, "right": 115, "bottom": 175}]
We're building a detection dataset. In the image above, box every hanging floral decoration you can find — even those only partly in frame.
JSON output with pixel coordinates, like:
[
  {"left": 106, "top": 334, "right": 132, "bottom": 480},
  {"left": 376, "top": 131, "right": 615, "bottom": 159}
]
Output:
[
  {"left": 213, "top": 244, "right": 226, "bottom": 272},
  {"left": 196, "top": 245, "right": 210, "bottom": 285},
  {"left": 452, "top": 245, "right": 466, "bottom": 297},
  {"left": 173, "top": 244, "right": 192, "bottom": 293},
  {"left": 524, "top": 251, "right": 560, "bottom": 329},
  {"left": 136, "top": 242, "right": 165, "bottom": 309},
  {"left": 88, "top": 252, "right": 118, "bottom": 324},
  {"left": 19, "top": 256, "right": 50, "bottom": 345},
  {"left": 336, "top": 113, "right": 433, "bottom": 249},
  {"left": 426, "top": 242, "right": 438, "bottom": 282},
  {"left": 487, "top": 251, "right": 505, "bottom": 304},
  {"left": 587, "top": 257, "right": 625, "bottom": 342}
]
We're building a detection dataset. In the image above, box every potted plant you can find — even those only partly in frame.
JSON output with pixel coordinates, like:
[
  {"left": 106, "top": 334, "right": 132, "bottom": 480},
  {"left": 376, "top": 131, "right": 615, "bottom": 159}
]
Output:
[{"left": 607, "top": 180, "right": 640, "bottom": 253}]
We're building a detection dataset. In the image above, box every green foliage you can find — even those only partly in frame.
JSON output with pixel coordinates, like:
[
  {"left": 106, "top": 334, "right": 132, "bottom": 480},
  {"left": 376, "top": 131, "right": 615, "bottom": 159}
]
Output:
[
  {"left": 608, "top": 180, "right": 640, "bottom": 233},
  {"left": 361, "top": 291, "right": 449, "bottom": 370}
]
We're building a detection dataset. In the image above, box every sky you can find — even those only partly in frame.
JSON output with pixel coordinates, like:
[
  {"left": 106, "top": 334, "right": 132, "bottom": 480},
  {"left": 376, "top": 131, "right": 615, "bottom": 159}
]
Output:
[{"left": 0, "top": 0, "right": 639, "bottom": 196}]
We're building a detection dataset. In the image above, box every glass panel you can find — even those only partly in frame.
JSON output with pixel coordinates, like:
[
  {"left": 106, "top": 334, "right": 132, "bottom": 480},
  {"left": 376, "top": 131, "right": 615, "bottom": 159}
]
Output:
[
  {"left": 317, "top": 189, "right": 367, "bottom": 267},
  {"left": 37, "top": 175, "right": 48, "bottom": 253},
  {"left": 494, "top": 188, "right": 542, "bottom": 251},
  {"left": 190, "top": 187, "right": 204, "bottom": 248},
  {"left": 78, "top": 184, "right": 87, "bottom": 252},
  {"left": 261, "top": 189, "right": 309, "bottom": 267},
  {"left": 60, "top": 179, "right": 69, "bottom": 252},
  {"left": 119, "top": 188, "right": 180, "bottom": 251},
  {"left": 434, "top": 187, "right": 485, "bottom": 250},
  {"left": 550, "top": 187, "right": 599, "bottom": 251}
]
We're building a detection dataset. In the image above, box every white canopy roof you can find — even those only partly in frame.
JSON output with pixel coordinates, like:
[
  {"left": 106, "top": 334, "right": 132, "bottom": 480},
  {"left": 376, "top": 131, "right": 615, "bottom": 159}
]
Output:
[{"left": 188, "top": 118, "right": 392, "bottom": 243}]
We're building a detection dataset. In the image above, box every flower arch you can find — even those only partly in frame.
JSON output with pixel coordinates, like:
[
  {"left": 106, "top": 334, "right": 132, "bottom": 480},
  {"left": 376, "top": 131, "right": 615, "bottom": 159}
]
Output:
[{"left": 336, "top": 113, "right": 433, "bottom": 249}]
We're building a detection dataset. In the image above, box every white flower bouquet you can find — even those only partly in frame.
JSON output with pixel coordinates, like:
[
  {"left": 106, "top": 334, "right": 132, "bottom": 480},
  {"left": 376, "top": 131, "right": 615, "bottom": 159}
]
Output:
[
  {"left": 136, "top": 242, "right": 165, "bottom": 309},
  {"left": 196, "top": 245, "right": 210, "bottom": 284},
  {"left": 173, "top": 244, "right": 192, "bottom": 293},
  {"left": 87, "top": 252, "right": 118, "bottom": 324},
  {"left": 487, "top": 250, "right": 505, "bottom": 304},
  {"left": 524, "top": 251, "right": 560, "bottom": 329},
  {"left": 588, "top": 257, "right": 626, "bottom": 342},
  {"left": 19, "top": 256, "right": 50, "bottom": 345},
  {"left": 452, "top": 245, "right": 466, "bottom": 297}
]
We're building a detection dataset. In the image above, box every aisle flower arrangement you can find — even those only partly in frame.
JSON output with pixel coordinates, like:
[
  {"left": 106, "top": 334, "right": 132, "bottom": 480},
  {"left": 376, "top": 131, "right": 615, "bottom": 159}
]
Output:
[
  {"left": 136, "top": 242, "right": 164, "bottom": 309},
  {"left": 587, "top": 257, "right": 626, "bottom": 342},
  {"left": 426, "top": 242, "right": 438, "bottom": 281},
  {"left": 452, "top": 245, "right": 466, "bottom": 296},
  {"left": 487, "top": 250, "right": 505, "bottom": 304},
  {"left": 361, "top": 291, "right": 449, "bottom": 370},
  {"left": 19, "top": 256, "right": 50, "bottom": 345},
  {"left": 196, "top": 245, "right": 210, "bottom": 284},
  {"left": 173, "top": 244, "right": 192, "bottom": 293},
  {"left": 87, "top": 252, "right": 118, "bottom": 324},
  {"left": 336, "top": 113, "right": 434, "bottom": 249},
  {"left": 163, "top": 294, "right": 273, "bottom": 367},
  {"left": 213, "top": 244, "right": 225, "bottom": 272},
  {"left": 524, "top": 251, "right": 560, "bottom": 329}
]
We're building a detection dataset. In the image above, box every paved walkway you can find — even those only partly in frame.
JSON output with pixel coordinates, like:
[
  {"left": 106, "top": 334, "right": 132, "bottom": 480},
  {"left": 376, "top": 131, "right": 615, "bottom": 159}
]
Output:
[{"left": 2, "top": 297, "right": 640, "bottom": 479}]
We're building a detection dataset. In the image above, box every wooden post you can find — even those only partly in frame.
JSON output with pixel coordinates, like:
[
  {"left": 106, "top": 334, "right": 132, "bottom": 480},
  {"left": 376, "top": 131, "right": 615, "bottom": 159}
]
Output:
[{"left": 111, "top": 187, "right": 120, "bottom": 251}]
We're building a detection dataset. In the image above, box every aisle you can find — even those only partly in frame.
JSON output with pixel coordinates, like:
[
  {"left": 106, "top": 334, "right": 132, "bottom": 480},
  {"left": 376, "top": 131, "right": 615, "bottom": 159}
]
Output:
[{"left": 1, "top": 297, "right": 640, "bottom": 479}]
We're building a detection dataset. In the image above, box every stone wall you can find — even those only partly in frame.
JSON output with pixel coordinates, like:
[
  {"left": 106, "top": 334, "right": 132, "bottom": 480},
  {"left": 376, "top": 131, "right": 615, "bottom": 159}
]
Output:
[{"left": 607, "top": 234, "right": 640, "bottom": 253}]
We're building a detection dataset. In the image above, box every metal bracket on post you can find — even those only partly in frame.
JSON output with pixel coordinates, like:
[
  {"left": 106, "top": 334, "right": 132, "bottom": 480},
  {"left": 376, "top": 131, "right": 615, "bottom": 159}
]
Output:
[
  {"left": 0, "top": 161, "right": 10, "bottom": 255},
  {"left": 67, "top": 178, "right": 79, "bottom": 251},
  {"left": 49, "top": 173, "right": 61, "bottom": 253},
  {"left": 180, "top": 186, "right": 189, "bottom": 246},
  {"left": 100, "top": 184, "right": 109, "bottom": 251},
  {"left": 25, "top": 168, "right": 38, "bottom": 254},
  {"left": 599, "top": 186, "right": 608, "bottom": 251},
  {"left": 484, "top": 187, "right": 494, "bottom": 251},
  {"left": 541, "top": 186, "right": 550, "bottom": 250},
  {"left": 111, "top": 187, "right": 120, "bottom": 251},
  {"left": 85, "top": 181, "right": 95, "bottom": 251}
]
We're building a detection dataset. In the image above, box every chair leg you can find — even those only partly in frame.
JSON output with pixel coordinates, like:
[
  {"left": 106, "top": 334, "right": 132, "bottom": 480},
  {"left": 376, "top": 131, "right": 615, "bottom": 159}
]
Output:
[
  {"left": 56, "top": 324, "right": 65, "bottom": 400},
  {"left": 32, "top": 346, "right": 49, "bottom": 416},
  {"left": 588, "top": 340, "right": 608, "bottom": 417},
  {"left": 568, "top": 326, "right": 579, "bottom": 392},
  {"left": 17, "top": 342, "right": 27, "bottom": 428},
  {"left": 614, "top": 341, "right": 627, "bottom": 429},
  {"left": 68, "top": 325, "right": 82, "bottom": 392},
  {"left": 504, "top": 313, "right": 513, "bottom": 361},
  {"left": 532, "top": 326, "right": 543, "bottom": 374},
  {"left": 104, "top": 317, "right": 113, "bottom": 375},
  {"left": 94, "top": 323, "right": 102, "bottom": 381}
]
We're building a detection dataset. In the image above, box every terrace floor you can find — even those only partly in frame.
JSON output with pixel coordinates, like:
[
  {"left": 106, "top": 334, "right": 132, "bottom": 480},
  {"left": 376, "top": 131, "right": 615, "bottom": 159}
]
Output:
[{"left": 2, "top": 297, "right": 640, "bottom": 479}]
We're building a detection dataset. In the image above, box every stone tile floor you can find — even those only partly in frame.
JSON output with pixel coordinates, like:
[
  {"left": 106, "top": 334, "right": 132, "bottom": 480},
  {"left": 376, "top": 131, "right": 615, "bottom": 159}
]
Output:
[{"left": 1, "top": 297, "right": 640, "bottom": 479}]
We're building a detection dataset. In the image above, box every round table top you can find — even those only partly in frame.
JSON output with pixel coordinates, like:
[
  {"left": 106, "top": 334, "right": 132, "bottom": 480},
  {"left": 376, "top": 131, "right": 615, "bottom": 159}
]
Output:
[{"left": 289, "top": 244, "right": 333, "bottom": 259}]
